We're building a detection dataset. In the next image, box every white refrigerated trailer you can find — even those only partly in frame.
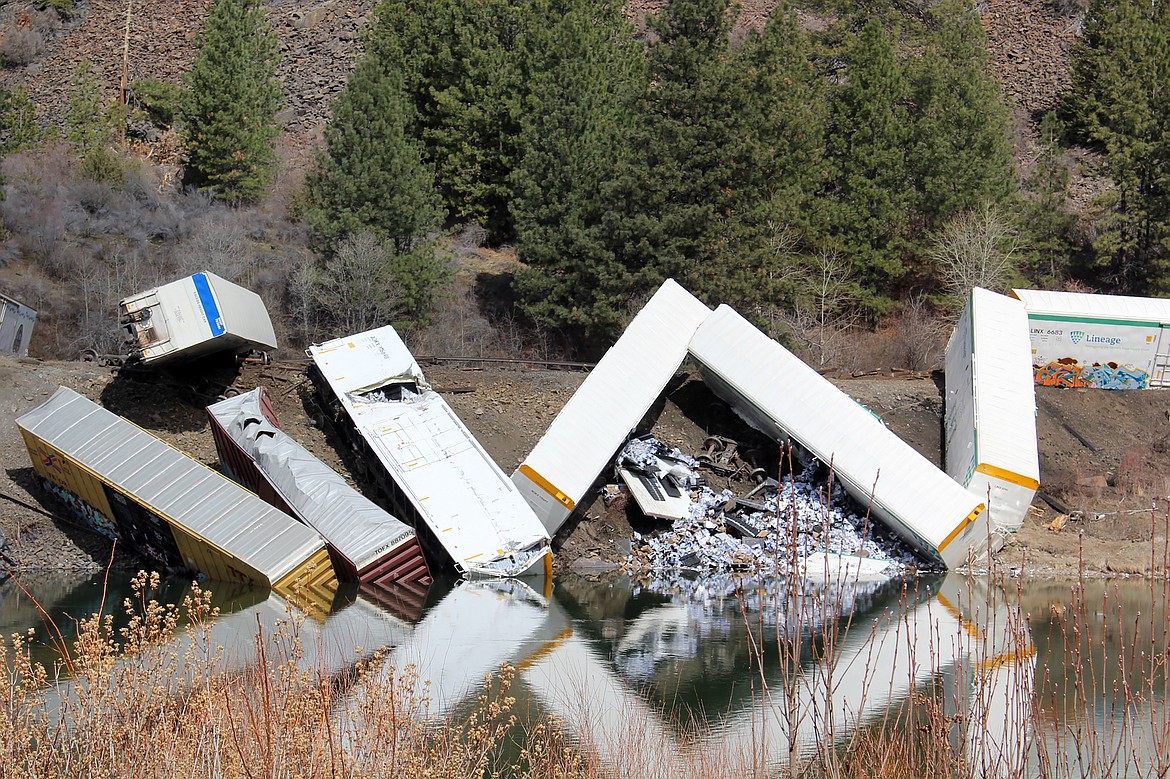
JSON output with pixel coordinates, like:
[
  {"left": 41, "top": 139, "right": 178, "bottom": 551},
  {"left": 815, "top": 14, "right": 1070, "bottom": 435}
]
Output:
[
  {"left": 512, "top": 279, "right": 712, "bottom": 535},
  {"left": 944, "top": 288, "right": 1040, "bottom": 542},
  {"left": 308, "top": 325, "right": 552, "bottom": 579},
  {"left": 119, "top": 271, "right": 278, "bottom": 366},
  {"left": 1012, "top": 288, "right": 1170, "bottom": 389},
  {"left": 688, "top": 306, "right": 988, "bottom": 570},
  {"left": 0, "top": 291, "right": 36, "bottom": 356}
]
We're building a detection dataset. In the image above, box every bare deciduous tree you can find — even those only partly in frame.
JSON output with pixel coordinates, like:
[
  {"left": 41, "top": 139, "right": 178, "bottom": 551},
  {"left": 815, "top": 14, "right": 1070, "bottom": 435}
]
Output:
[
  {"left": 930, "top": 202, "right": 1022, "bottom": 302},
  {"left": 772, "top": 249, "right": 860, "bottom": 370},
  {"left": 312, "top": 232, "right": 404, "bottom": 336}
]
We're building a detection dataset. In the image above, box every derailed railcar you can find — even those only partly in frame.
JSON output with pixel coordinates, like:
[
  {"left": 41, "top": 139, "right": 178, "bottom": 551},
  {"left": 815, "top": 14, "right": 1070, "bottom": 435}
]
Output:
[
  {"left": 308, "top": 326, "right": 553, "bottom": 579},
  {"left": 0, "top": 291, "right": 36, "bottom": 357},
  {"left": 1013, "top": 288, "right": 1170, "bottom": 389},
  {"left": 944, "top": 288, "right": 1039, "bottom": 543},
  {"left": 206, "top": 388, "right": 432, "bottom": 593},
  {"left": 512, "top": 279, "right": 712, "bottom": 535},
  {"left": 17, "top": 387, "right": 338, "bottom": 611},
  {"left": 688, "top": 306, "right": 988, "bottom": 570},
  {"left": 119, "top": 272, "right": 277, "bottom": 366}
]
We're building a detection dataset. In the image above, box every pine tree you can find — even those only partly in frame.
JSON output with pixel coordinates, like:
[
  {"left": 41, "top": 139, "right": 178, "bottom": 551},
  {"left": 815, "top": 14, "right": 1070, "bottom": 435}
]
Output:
[
  {"left": 632, "top": 0, "right": 761, "bottom": 302},
  {"left": 306, "top": 6, "right": 447, "bottom": 330},
  {"left": 823, "top": 18, "right": 913, "bottom": 311},
  {"left": 1063, "top": 0, "right": 1170, "bottom": 293},
  {"left": 182, "top": 0, "right": 281, "bottom": 204},
  {"left": 0, "top": 87, "right": 43, "bottom": 156},
  {"left": 727, "top": 3, "right": 828, "bottom": 308},
  {"left": 388, "top": 0, "right": 529, "bottom": 243},
  {"left": 906, "top": 0, "right": 1014, "bottom": 227},
  {"left": 509, "top": 0, "right": 646, "bottom": 343}
]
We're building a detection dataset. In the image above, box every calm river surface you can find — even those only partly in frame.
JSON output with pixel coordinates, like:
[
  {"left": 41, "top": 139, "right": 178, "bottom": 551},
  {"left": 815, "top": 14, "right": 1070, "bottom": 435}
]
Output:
[{"left": 1, "top": 568, "right": 1166, "bottom": 777}]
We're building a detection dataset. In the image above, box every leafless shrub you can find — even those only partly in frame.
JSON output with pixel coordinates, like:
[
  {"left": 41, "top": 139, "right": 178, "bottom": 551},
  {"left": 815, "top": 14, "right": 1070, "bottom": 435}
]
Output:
[
  {"left": 1048, "top": 0, "right": 1089, "bottom": 17},
  {"left": 177, "top": 211, "right": 251, "bottom": 282},
  {"left": 770, "top": 249, "right": 860, "bottom": 370},
  {"left": 930, "top": 202, "right": 1022, "bottom": 303},
  {"left": 0, "top": 24, "right": 44, "bottom": 66},
  {"left": 411, "top": 285, "right": 501, "bottom": 357},
  {"left": 888, "top": 295, "right": 946, "bottom": 371},
  {"left": 307, "top": 232, "right": 404, "bottom": 336},
  {"left": 453, "top": 222, "right": 488, "bottom": 253}
]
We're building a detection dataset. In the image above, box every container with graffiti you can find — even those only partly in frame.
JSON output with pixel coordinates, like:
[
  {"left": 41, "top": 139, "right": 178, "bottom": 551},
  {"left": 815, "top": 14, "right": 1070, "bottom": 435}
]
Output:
[{"left": 1012, "top": 289, "right": 1170, "bottom": 390}]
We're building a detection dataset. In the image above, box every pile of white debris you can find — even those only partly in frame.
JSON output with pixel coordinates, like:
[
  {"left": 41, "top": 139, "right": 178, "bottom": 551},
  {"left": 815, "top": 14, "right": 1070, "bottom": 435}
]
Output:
[{"left": 619, "top": 436, "right": 919, "bottom": 578}]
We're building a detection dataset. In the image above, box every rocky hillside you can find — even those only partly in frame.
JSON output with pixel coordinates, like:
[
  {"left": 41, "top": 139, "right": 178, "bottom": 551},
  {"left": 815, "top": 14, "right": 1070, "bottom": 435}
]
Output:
[{"left": 0, "top": 0, "right": 1078, "bottom": 156}]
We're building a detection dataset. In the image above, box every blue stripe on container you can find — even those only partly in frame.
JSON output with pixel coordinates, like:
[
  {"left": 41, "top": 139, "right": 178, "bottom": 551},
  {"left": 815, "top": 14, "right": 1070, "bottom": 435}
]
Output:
[{"left": 192, "top": 273, "right": 226, "bottom": 337}]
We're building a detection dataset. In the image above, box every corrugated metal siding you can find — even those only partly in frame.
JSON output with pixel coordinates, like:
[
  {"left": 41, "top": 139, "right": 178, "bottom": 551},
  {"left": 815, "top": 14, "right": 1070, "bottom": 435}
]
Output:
[
  {"left": 308, "top": 326, "right": 551, "bottom": 578},
  {"left": 17, "top": 387, "right": 336, "bottom": 592},
  {"left": 689, "top": 306, "right": 987, "bottom": 569},
  {"left": 206, "top": 388, "right": 432, "bottom": 590},
  {"left": 513, "top": 279, "right": 712, "bottom": 535}
]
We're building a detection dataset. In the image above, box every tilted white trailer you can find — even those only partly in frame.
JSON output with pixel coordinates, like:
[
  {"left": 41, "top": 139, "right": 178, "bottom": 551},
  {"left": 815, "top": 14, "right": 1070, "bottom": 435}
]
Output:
[
  {"left": 944, "top": 288, "right": 1039, "bottom": 543},
  {"left": 119, "top": 271, "right": 277, "bottom": 366},
  {"left": 513, "top": 279, "right": 712, "bottom": 535},
  {"left": 688, "top": 306, "right": 988, "bottom": 569},
  {"left": 308, "top": 325, "right": 552, "bottom": 579}
]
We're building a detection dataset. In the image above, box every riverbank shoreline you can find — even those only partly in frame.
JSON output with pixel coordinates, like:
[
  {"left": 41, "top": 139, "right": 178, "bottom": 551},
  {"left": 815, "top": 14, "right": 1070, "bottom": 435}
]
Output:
[{"left": 2, "top": 355, "right": 1166, "bottom": 581}]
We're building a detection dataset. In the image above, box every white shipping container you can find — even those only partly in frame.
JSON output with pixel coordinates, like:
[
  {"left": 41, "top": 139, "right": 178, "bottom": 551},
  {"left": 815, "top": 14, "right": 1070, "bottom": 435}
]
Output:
[
  {"left": 119, "top": 271, "right": 278, "bottom": 365},
  {"left": 0, "top": 292, "right": 36, "bottom": 356},
  {"left": 944, "top": 288, "right": 1039, "bottom": 540},
  {"left": 1012, "top": 288, "right": 1170, "bottom": 389},
  {"left": 308, "top": 325, "right": 552, "bottom": 579},
  {"left": 688, "top": 306, "right": 988, "bottom": 570},
  {"left": 513, "top": 279, "right": 712, "bottom": 535}
]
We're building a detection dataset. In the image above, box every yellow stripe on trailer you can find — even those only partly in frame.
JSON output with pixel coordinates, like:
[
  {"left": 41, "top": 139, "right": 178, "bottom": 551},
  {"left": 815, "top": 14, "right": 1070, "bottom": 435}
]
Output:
[
  {"left": 274, "top": 546, "right": 340, "bottom": 620},
  {"left": 975, "top": 462, "right": 1040, "bottom": 491},
  {"left": 518, "top": 464, "right": 575, "bottom": 510},
  {"left": 938, "top": 504, "right": 986, "bottom": 554}
]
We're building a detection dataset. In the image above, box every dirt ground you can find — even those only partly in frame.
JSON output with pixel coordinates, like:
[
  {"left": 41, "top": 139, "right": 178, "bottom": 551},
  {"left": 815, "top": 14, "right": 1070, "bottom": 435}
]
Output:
[{"left": 1, "top": 353, "right": 1167, "bottom": 580}]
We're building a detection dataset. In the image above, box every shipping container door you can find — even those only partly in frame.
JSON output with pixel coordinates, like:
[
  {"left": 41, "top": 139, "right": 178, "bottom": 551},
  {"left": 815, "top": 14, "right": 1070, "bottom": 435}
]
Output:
[{"left": 1152, "top": 326, "right": 1170, "bottom": 388}]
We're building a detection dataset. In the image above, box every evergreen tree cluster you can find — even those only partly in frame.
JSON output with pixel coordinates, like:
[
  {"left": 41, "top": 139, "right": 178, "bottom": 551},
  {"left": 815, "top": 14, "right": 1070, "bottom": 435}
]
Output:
[
  {"left": 310, "top": 0, "right": 1020, "bottom": 345},
  {"left": 1062, "top": 0, "right": 1170, "bottom": 295}
]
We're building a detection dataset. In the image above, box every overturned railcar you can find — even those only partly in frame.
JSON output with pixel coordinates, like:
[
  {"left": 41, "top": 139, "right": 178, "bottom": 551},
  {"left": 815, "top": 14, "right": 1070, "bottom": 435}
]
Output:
[
  {"left": 0, "top": 291, "right": 36, "bottom": 357},
  {"left": 1012, "top": 288, "right": 1170, "bottom": 389},
  {"left": 512, "top": 279, "right": 712, "bottom": 535},
  {"left": 944, "top": 288, "right": 1039, "bottom": 544},
  {"left": 308, "top": 326, "right": 553, "bottom": 579},
  {"left": 688, "top": 306, "right": 988, "bottom": 570},
  {"left": 17, "top": 387, "right": 338, "bottom": 611},
  {"left": 206, "top": 388, "right": 432, "bottom": 595},
  {"left": 119, "top": 272, "right": 278, "bottom": 366}
]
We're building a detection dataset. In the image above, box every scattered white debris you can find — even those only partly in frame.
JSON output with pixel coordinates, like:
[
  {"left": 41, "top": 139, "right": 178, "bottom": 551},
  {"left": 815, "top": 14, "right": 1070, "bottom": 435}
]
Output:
[{"left": 621, "top": 436, "right": 918, "bottom": 579}]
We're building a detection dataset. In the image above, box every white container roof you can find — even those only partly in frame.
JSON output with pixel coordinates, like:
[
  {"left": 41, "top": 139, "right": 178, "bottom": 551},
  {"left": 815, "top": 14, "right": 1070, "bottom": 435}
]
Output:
[
  {"left": 1012, "top": 288, "right": 1170, "bottom": 325},
  {"left": 688, "top": 306, "right": 986, "bottom": 569},
  {"left": 513, "top": 279, "right": 712, "bottom": 534},
  {"left": 308, "top": 326, "right": 551, "bottom": 577}
]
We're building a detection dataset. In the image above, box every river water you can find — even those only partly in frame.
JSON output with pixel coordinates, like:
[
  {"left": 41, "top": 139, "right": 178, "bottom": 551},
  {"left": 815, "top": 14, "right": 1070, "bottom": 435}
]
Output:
[{"left": 1, "top": 568, "right": 1166, "bottom": 777}]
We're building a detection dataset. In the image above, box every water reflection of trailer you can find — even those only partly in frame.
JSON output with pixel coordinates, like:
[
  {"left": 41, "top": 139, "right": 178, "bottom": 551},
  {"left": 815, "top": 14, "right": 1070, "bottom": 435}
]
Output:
[
  {"left": 206, "top": 388, "right": 432, "bottom": 594},
  {"left": 1012, "top": 288, "right": 1170, "bottom": 389},
  {"left": 513, "top": 279, "right": 712, "bottom": 535},
  {"left": 688, "top": 305, "right": 988, "bottom": 569},
  {"left": 16, "top": 387, "right": 339, "bottom": 611},
  {"left": 119, "top": 272, "right": 277, "bottom": 366},
  {"left": 308, "top": 326, "right": 552, "bottom": 579},
  {"left": 944, "top": 288, "right": 1040, "bottom": 541},
  {"left": 0, "top": 291, "right": 36, "bottom": 356}
]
